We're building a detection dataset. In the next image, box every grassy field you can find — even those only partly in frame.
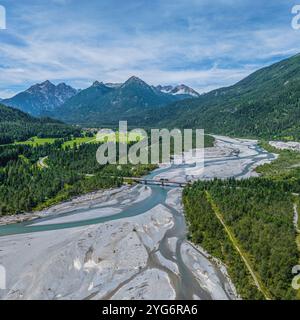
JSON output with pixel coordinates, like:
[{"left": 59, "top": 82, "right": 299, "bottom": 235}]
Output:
[
  {"left": 15, "top": 131, "right": 142, "bottom": 148},
  {"left": 62, "top": 132, "right": 144, "bottom": 148},
  {"left": 62, "top": 136, "right": 97, "bottom": 148},
  {"left": 14, "top": 132, "right": 214, "bottom": 148},
  {"left": 15, "top": 135, "right": 98, "bottom": 148},
  {"left": 96, "top": 131, "right": 144, "bottom": 143},
  {"left": 15, "top": 136, "right": 57, "bottom": 146}
]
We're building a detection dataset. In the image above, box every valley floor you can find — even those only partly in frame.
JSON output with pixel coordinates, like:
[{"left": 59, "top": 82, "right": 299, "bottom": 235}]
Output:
[{"left": 0, "top": 136, "right": 276, "bottom": 300}]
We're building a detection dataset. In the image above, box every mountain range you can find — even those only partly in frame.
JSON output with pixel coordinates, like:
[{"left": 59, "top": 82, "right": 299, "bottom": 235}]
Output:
[
  {"left": 1, "top": 53, "right": 300, "bottom": 140},
  {"left": 55, "top": 76, "right": 197, "bottom": 125},
  {"left": 2, "top": 81, "right": 78, "bottom": 116},
  {"left": 1, "top": 78, "right": 199, "bottom": 122}
]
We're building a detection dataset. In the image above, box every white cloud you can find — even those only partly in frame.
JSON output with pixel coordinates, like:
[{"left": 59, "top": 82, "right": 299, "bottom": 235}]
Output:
[{"left": 0, "top": 0, "right": 299, "bottom": 97}]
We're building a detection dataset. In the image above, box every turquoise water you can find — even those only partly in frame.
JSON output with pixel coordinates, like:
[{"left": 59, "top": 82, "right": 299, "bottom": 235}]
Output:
[
  {"left": 0, "top": 185, "right": 169, "bottom": 237},
  {"left": 0, "top": 142, "right": 274, "bottom": 237}
]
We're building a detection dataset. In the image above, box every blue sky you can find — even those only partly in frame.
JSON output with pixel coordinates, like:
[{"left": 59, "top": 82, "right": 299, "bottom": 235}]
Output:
[{"left": 0, "top": 0, "right": 299, "bottom": 98}]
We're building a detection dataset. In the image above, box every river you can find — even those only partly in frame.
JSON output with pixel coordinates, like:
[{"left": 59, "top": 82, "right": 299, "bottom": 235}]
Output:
[{"left": 0, "top": 136, "right": 275, "bottom": 300}]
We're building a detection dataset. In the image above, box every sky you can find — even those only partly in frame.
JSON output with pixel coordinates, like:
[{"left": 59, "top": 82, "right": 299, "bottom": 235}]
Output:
[{"left": 0, "top": 0, "right": 300, "bottom": 98}]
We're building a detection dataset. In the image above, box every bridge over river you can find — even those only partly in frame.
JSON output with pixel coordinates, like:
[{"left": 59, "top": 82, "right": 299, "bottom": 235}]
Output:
[{"left": 123, "top": 177, "right": 188, "bottom": 188}]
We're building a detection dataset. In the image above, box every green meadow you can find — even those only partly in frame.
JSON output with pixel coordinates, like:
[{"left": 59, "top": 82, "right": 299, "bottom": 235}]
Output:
[{"left": 15, "top": 136, "right": 57, "bottom": 146}]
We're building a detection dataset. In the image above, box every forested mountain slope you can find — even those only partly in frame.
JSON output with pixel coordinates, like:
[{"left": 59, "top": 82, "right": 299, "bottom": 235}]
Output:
[
  {"left": 0, "top": 103, "right": 79, "bottom": 144},
  {"left": 2, "top": 81, "right": 78, "bottom": 116},
  {"left": 55, "top": 77, "right": 188, "bottom": 125},
  {"left": 147, "top": 54, "right": 300, "bottom": 140}
]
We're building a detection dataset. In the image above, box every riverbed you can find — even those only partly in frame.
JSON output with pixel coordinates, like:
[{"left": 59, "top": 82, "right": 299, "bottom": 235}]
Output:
[{"left": 0, "top": 136, "right": 275, "bottom": 300}]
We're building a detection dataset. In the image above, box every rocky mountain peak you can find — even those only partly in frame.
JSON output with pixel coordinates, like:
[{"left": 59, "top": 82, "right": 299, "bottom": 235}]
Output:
[
  {"left": 92, "top": 81, "right": 104, "bottom": 87},
  {"left": 122, "top": 76, "right": 148, "bottom": 87},
  {"left": 156, "top": 84, "right": 199, "bottom": 97}
]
